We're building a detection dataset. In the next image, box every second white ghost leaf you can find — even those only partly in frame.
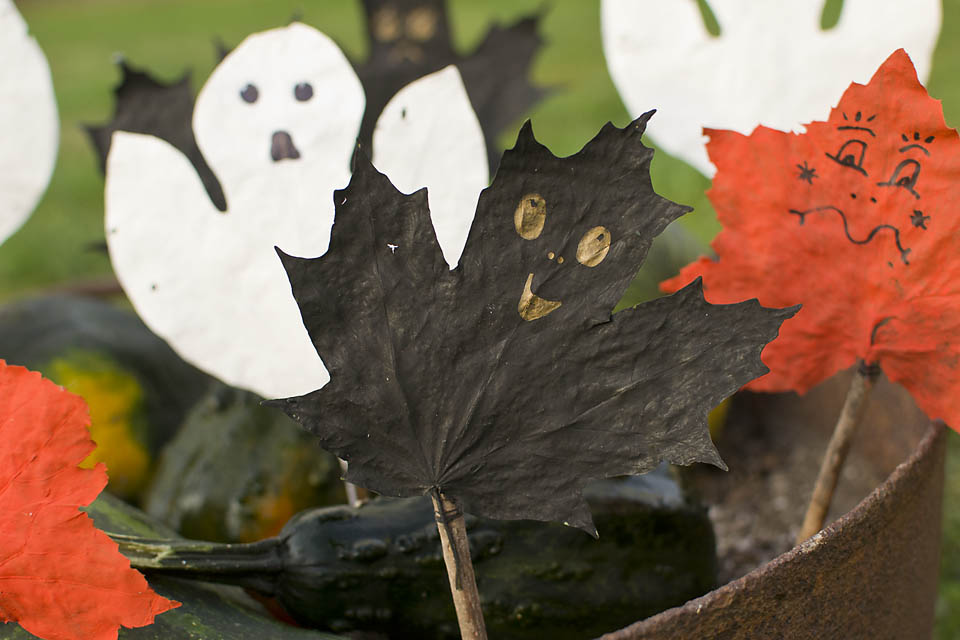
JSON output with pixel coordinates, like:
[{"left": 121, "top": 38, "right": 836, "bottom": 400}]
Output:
[
  {"left": 373, "top": 65, "right": 488, "bottom": 269},
  {"left": 602, "top": 0, "right": 941, "bottom": 176}
]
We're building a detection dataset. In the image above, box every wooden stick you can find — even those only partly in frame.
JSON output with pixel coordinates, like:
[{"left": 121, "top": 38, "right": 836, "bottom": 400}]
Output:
[
  {"left": 796, "top": 363, "right": 878, "bottom": 544},
  {"left": 430, "top": 490, "right": 487, "bottom": 640},
  {"left": 337, "top": 458, "right": 367, "bottom": 507}
]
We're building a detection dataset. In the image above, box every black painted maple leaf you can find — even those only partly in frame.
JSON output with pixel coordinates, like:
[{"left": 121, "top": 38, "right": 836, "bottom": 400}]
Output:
[{"left": 270, "top": 112, "right": 796, "bottom": 534}]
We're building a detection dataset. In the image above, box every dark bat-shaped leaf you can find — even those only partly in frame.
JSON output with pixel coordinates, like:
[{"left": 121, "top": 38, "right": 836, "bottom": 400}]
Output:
[
  {"left": 355, "top": 0, "right": 550, "bottom": 171},
  {"left": 271, "top": 112, "right": 796, "bottom": 535},
  {"left": 84, "top": 60, "right": 226, "bottom": 211}
]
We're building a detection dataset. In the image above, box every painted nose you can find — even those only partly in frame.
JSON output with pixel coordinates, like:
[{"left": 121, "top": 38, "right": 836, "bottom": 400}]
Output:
[{"left": 271, "top": 131, "right": 301, "bottom": 162}]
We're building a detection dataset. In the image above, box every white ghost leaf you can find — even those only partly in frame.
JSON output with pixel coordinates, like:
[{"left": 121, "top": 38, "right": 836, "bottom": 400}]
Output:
[
  {"left": 105, "top": 23, "right": 366, "bottom": 399},
  {"left": 106, "top": 132, "right": 330, "bottom": 399},
  {"left": 372, "top": 65, "right": 488, "bottom": 268},
  {"left": 602, "top": 0, "right": 941, "bottom": 176},
  {"left": 0, "top": 0, "right": 58, "bottom": 245}
]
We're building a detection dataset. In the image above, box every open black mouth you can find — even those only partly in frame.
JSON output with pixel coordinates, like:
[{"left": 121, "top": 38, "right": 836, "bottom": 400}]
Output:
[
  {"left": 787, "top": 205, "right": 911, "bottom": 265},
  {"left": 271, "top": 130, "right": 301, "bottom": 162}
]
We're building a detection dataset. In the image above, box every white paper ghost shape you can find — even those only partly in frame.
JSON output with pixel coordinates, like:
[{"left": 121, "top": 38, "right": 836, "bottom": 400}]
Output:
[
  {"left": 602, "top": 0, "right": 941, "bottom": 177},
  {"left": 105, "top": 23, "right": 486, "bottom": 400},
  {"left": 372, "top": 65, "right": 487, "bottom": 268},
  {"left": 0, "top": 0, "right": 58, "bottom": 245}
]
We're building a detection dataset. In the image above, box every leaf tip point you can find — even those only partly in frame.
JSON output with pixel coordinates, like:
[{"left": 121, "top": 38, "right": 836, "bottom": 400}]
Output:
[
  {"left": 634, "top": 109, "right": 656, "bottom": 128},
  {"left": 783, "top": 303, "right": 802, "bottom": 319}
]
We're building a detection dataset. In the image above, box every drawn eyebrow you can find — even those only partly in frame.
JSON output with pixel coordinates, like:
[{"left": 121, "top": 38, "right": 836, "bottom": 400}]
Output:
[
  {"left": 898, "top": 144, "right": 930, "bottom": 156},
  {"left": 837, "top": 125, "right": 876, "bottom": 137}
]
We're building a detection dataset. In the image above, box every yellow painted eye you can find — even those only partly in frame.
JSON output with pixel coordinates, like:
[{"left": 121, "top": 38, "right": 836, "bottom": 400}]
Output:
[
  {"left": 372, "top": 8, "right": 401, "bottom": 42},
  {"left": 577, "top": 226, "right": 611, "bottom": 267},
  {"left": 406, "top": 7, "right": 439, "bottom": 42},
  {"left": 514, "top": 194, "right": 547, "bottom": 240}
]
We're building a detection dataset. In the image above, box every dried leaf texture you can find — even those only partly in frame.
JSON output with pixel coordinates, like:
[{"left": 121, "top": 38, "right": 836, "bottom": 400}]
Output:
[
  {"left": 663, "top": 49, "right": 960, "bottom": 430},
  {"left": 273, "top": 114, "right": 794, "bottom": 534},
  {"left": 0, "top": 361, "right": 177, "bottom": 640}
]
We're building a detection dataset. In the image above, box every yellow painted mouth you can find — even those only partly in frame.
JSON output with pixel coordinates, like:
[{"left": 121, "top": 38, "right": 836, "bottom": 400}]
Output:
[{"left": 518, "top": 273, "right": 562, "bottom": 321}]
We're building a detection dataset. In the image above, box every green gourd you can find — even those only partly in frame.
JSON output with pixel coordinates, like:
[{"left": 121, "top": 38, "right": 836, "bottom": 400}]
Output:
[
  {"left": 0, "top": 295, "right": 211, "bottom": 501},
  {"left": 143, "top": 384, "right": 346, "bottom": 543},
  {"left": 120, "top": 471, "right": 717, "bottom": 639},
  {"left": 0, "top": 493, "right": 346, "bottom": 640}
]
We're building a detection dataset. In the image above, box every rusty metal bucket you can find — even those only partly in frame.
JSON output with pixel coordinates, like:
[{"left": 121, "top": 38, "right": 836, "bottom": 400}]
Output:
[{"left": 599, "top": 373, "right": 947, "bottom": 640}]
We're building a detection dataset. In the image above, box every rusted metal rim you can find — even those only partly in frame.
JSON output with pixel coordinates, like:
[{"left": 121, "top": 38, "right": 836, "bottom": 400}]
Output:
[{"left": 598, "top": 420, "right": 947, "bottom": 640}]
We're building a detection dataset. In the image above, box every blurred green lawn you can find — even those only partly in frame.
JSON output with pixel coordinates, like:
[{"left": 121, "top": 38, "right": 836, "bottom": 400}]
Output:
[{"left": 5, "top": 0, "right": 960, "bottom": 635}]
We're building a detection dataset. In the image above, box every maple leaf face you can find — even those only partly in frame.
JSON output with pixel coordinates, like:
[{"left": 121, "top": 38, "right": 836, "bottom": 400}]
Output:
[
  {"left": 511, "top": 192, "right": 613, "bottom": 321},
  {"left": 457, "top": 116, "right": 679, "bottom": 332},
  {"left": 272, "top": 113, "right": 795, "bottom": 533},
  {"left": 663, "top": 49, "right": 960, "bottom": 429},
  {"left": 364, "top": 0, "right": 452, "bottom": 66},
  {"left": 781, "top": 59, "right": 956, "bottom": 271}
]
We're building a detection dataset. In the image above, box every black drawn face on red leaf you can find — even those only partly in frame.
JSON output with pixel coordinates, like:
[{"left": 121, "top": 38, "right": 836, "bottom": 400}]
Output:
[
  {"left": 768, "top": 54, "right": 956, "bottom": 271},
  {"left": 788, "top": 111, "right": 936, "bottom": 268}
]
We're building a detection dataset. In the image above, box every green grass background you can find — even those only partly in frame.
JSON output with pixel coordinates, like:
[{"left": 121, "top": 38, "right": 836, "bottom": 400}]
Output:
[{"left": 5, "top": 0, "right": 960, "bottom": 635}]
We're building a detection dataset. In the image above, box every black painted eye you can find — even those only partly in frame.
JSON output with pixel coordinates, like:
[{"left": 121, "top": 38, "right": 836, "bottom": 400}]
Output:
[
  {"left": 294, "top": 82, "right": 314, "bottom": 102},
  {"left": 826, "top": 139, "right": 867, "bottom": 176},
  {"left": 878, "top": 158, "right": 921, "bottom": 199},
  {"left": 240, "top": 83, "right": 259, "bottom": 104}
]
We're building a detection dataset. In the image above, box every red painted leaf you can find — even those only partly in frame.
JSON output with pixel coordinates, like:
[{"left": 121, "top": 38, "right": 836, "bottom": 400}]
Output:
[
  {"left": 662, "top": 49, "right": 960, "bottom": 430},
  {"left": 0, "top": 360, "right": 178, "bottom": 640}
]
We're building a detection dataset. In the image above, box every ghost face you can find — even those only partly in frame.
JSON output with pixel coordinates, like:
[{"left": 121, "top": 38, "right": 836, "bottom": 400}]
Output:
[
  {"left": 513, "top": 193, "right": 613, "bottom": 321},
  {"left": 193, "top": 23, "right": 365, "bottom": 187}
]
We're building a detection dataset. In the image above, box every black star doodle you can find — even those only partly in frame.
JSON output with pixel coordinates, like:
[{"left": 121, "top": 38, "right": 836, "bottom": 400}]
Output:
[
  {"left": 796, "top": 161, "right": 818, "bottom": 184},
  {"left": 910, "top": 209, "right": 930, "bottom": 229}
]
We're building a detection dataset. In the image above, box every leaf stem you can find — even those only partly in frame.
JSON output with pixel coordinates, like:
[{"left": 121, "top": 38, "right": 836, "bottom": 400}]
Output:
[
  {"left": 338, "top": 458, "right": 365, "bottom": 507},
  {"left": 430, "top": 490, "right": 487, "bottom": 640},
  {"left": 796, "top": 362, "right": 879, "bottom": 544}
]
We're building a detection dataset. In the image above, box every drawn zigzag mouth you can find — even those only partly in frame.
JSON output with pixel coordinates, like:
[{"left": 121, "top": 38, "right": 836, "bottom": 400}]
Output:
[{"left": 787, "top": 205, "right": 911, "bottom": 265}]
